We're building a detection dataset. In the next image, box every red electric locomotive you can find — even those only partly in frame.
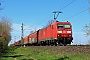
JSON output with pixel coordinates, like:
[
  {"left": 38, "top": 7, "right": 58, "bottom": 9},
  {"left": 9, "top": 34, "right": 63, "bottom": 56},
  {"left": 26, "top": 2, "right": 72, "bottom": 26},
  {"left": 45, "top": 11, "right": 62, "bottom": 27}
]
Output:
[{"left": 38, "top": 21, "right": 73, "bottom": 46}]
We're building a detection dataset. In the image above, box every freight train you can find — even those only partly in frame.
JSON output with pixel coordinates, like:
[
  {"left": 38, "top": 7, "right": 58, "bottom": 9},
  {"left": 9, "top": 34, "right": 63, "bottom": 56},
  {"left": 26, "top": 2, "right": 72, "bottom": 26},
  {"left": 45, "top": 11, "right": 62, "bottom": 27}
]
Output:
[{"left": 11, "top": 21, "right": 73, "bottom": 46}]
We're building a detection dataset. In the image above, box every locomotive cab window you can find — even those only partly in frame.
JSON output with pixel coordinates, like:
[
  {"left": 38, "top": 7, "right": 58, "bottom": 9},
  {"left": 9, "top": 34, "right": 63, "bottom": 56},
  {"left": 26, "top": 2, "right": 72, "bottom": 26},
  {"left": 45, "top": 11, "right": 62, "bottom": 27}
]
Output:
[
  {"left": 64, "top": 24, "right": 70, "bottom": 28},
  {"left": 57, "top": 24, "right": 63, "bottom": 28},
  {"left": 57, "top": 24, "right": 70, "bottom": 28}
]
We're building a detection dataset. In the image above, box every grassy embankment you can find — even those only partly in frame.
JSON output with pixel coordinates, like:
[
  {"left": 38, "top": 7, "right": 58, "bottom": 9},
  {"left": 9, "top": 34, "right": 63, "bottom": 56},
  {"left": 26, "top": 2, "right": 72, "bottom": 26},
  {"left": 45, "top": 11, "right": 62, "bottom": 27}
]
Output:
[{"left": 1, "top": 46, "right": 90, "bottom": 60}]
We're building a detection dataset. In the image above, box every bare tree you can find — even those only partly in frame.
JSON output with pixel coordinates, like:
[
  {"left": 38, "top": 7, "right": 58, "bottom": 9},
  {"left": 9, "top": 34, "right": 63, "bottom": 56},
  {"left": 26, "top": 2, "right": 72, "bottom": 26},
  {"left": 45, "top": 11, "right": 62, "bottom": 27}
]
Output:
[
  {"left": 46, "top": 19, "right": 54, "bottom": 27},
  {"left": 88, "top": 0, "right": 90, "bottom": 16},
  {"left": 87, "top": 40, "right": 90, "bottom": 45},
  {"left": 30, "top": 31, "right": 34, "bottom": 34},
  {"left": 0, "top": 0, "right": 4, "bottom": 10},
  {"left": 82, "top": 0, "right": 90, "bottom": 45},
  {"left": 83, "top": 23, "right": 90, "bottom": 45},
  {"left": 0, "top": 17, "right": 12, "bottom": 37},
  {"left": 83, "top": 23, "right": 90, "bottom": 36}
]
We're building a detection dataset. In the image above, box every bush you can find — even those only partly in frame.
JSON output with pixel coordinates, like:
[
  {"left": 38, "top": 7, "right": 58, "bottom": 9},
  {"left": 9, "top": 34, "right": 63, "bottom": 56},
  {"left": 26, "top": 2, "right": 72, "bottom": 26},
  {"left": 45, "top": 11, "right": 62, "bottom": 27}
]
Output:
[{"left": 0, "top": 16, "right": 12, "bottom": 56}]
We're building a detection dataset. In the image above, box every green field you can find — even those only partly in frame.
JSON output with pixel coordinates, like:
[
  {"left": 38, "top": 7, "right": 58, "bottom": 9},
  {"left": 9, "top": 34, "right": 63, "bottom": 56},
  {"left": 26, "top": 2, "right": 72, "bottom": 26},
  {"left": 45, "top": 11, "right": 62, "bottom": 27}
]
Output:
[{"left": 1, "top": 46, "right": 90, "bottom": 60}]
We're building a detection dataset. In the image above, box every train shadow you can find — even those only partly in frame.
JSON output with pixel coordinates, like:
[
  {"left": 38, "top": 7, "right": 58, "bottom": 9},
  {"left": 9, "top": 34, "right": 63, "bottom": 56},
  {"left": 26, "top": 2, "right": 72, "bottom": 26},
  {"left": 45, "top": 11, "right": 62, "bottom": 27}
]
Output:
[
  {"left": 2, "top": 54, "right": 24, "bottom": 58},
  {"left": 2, "top": 46, "right": 18, "bottom": 54},
  {"left": 56, "top": 55, "right": 71, "bottom": 60},
  {"left": 2, "top": 54, "right": 34, "bottom": 60},
  {"left": 0, "top": 46, "right": 18, "bottom": 58},
  {"left": 1, "top": 46, "right": 34, "bottom": 60}
]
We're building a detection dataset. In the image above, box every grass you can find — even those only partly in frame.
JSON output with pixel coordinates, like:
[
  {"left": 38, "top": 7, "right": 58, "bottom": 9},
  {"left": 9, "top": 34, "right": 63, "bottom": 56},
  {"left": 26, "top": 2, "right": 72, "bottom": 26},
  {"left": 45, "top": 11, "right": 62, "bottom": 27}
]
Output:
[{"left": 0, "top": 46, "right": 90, "bottom": 60}]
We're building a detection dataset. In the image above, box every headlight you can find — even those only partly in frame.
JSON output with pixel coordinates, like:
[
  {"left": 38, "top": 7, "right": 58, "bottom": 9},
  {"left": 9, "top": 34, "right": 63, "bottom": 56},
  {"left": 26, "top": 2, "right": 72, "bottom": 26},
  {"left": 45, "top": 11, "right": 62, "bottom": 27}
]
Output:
[
  {"left": 68, "top": 35, "right": 71, "bottom": 37},
  {"left": 67, "top": 31, "right": 71, "bottom": 33},
  {"left": 58, "top": 31, "right": 62, "bottom": 33}
]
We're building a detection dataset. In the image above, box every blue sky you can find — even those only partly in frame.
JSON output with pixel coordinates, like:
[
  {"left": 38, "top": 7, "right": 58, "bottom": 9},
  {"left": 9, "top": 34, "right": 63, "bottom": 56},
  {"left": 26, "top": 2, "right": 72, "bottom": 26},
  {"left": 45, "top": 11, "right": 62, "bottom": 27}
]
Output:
[{"left": 0, "top": 0, "right": 90, "bottom": 45}]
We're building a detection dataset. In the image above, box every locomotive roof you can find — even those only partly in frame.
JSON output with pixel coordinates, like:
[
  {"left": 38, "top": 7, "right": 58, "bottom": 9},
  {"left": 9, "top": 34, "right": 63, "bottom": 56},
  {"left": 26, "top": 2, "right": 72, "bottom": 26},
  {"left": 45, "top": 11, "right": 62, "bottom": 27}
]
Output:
[
  {"left": 52, "top": 21, "right": 71, "bottom": 25},
  {"left": 40, "top": 21, "right": 71, "bottom": 30}
]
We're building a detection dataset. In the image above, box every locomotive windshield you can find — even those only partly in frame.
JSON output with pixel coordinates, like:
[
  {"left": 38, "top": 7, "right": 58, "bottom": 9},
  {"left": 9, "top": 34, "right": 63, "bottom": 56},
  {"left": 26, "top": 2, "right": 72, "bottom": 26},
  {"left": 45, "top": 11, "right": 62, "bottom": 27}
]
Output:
[{"left": 57, "top": 24, "right": 70, "bottom": 28}]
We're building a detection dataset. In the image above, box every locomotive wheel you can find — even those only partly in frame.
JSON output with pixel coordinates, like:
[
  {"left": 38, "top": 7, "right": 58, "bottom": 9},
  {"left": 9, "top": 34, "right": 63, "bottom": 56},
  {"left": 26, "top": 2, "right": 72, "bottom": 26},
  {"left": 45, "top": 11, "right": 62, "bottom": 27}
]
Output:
[
  {"left": 41, "top": 41, "right": 44, "bottom": 46},
  {"left": 58, "top": 42, "right": 63, "bottom": 46},
  {"left": 48, "top": 40, "right": 50, "bottom": 46},
  {"left": 55, "top": 41, "right": 58, "bottom": 46},
  {"left": 64, "top": 44, "right": 67, "bottom": 46}
]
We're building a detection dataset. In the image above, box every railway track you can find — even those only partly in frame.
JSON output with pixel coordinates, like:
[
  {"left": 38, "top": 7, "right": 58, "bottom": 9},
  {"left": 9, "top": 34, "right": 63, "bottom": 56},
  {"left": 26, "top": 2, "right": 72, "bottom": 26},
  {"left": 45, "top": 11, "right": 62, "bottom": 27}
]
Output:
[
  {"left": 26, "top": 45, "right": 90, "bottom": 54},
  {"left": 67, "top": 44, "right": 90, "bottom": 46}
]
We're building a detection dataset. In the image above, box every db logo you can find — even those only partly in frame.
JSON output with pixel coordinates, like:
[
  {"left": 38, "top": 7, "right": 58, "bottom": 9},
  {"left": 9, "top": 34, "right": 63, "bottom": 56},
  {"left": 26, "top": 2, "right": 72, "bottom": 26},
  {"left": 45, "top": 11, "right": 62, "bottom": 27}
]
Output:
[{"left": 63, "top": 31, "right": 66, "bottom": 33}]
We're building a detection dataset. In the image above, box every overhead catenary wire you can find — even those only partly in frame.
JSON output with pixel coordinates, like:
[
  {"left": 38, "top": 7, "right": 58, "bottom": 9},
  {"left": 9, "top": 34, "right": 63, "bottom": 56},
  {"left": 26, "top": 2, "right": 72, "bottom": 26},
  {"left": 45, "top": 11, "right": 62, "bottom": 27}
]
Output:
[
  {"left": 62, "top": 8, "right": 88, "bottom": 21},
  {"left": 58, "top": 0, "right": 69, "bottom": 9},
  {"left": 55, "top": 0, "right": 76, "bottom": 21},
  {"left": 35, "top": 0, "right": 75, "bottom": 28},
  {"left": 35, "top": 14, "right": 53, "bottom": 28},
  {"left": 25, "top": 0, "right": 76, "bottom": 31},
  {"left": 59, "top": 0, "right": 76, "bottom": 11}
]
